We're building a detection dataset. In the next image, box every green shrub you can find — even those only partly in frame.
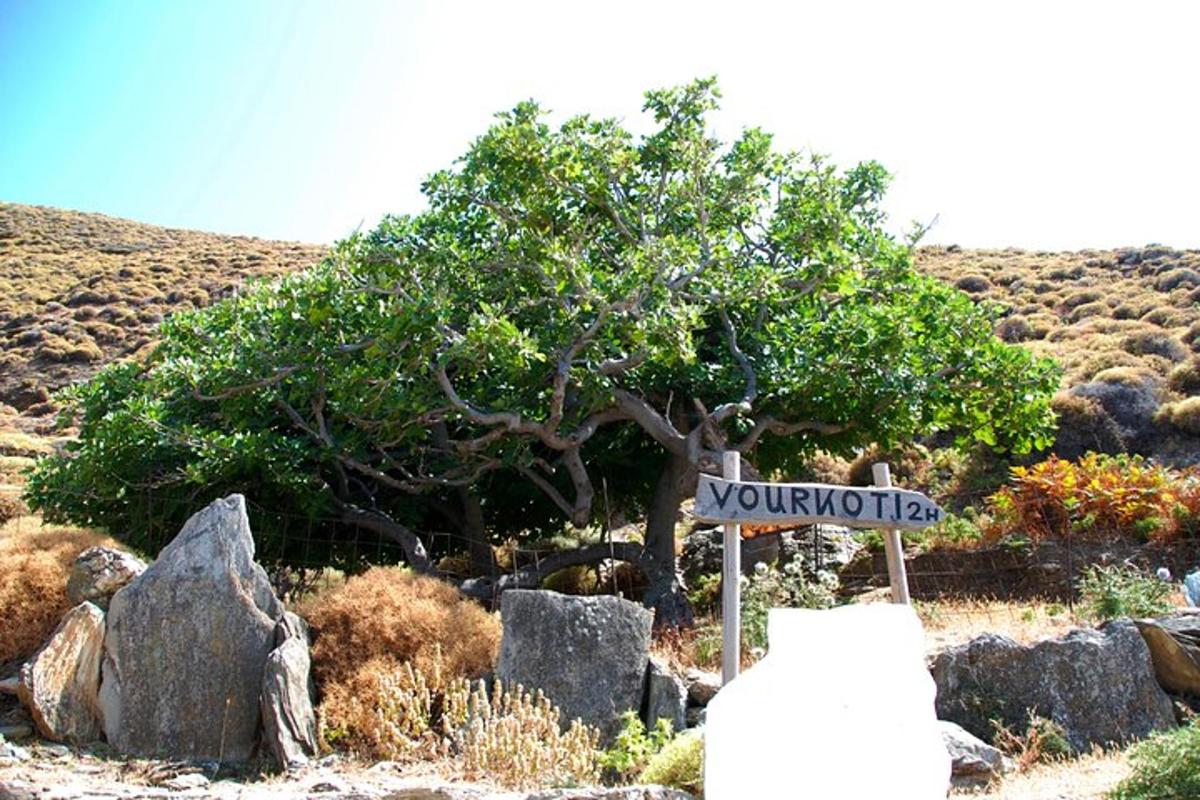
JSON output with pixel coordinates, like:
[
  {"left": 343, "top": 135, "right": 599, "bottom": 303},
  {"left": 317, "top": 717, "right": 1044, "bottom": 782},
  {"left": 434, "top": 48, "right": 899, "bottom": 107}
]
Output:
[
  {"left": 741, "top": 560, "right": 837, "bottom": 653},
  {"left": 1077, "top": 564, "right": 1174, "bottom": 622},
  {"left": 599, "top": 711, "right": 673, "bottom": 783},
  {"left": 1109, "top": 721, "right": 1200, "bottom": 799},
  {"left": 639, "top": 729, "right": 704, "bottom": 795}
]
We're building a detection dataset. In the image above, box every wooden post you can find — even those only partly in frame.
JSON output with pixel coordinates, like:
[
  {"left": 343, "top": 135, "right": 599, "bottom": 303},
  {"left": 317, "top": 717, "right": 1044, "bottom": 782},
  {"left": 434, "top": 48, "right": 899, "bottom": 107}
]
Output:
[
  {"left": 871, "top": 462, "right": 911, "bottom": 605},
  {"left": 721, "top": 450, "right": 742, "bottom": 685}
]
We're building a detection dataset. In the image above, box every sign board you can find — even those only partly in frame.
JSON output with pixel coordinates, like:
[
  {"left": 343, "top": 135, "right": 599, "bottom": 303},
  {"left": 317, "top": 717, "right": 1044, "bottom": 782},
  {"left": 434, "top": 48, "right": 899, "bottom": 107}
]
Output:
[{"left": 695, "top": 474, "right": 945, "bottom": 530}]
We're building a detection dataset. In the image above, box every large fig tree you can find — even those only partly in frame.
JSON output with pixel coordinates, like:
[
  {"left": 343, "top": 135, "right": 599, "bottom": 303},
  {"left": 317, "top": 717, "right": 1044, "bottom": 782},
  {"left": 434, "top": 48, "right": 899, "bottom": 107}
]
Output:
[{"left": 28, "top": 79, "right": 1058, "bottom": 624}]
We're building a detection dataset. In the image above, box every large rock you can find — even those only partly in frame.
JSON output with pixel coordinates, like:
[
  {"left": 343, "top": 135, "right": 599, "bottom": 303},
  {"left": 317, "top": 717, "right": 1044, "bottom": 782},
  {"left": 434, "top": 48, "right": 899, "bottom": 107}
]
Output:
[
  {"left": 931, "top": 621, "right": 1175, "bottom": 751},
  {"left": 261, "top": 613, "right": 319, "bottom": 769},
  {"left": 940, "top": 720, "right": 1012, "bottom": 786},
  {"left": 645, "top": 658, "right": 687, "bottom": 733},
  {"left": 66, "top": 547, "right": 146, "bottom": 610},
  {"left": 16, "top": 602, "right": 105, "bottom": 743},
  {"left": 99, "top": 494, "right": 283, "bottom": 761},
  {"left": 1134, "top": 613, "right": 1200, "bottom": 695},
  {"left": 497, "top": 590, "right": 652, "bottom": 742}
]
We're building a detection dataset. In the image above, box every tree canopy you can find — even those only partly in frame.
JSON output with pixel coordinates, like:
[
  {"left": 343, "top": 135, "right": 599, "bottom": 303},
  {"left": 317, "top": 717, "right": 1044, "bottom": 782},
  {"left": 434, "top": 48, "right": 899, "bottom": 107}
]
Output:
[{"left": 27, "top": 78, "right": 1059, "bottom": 623}]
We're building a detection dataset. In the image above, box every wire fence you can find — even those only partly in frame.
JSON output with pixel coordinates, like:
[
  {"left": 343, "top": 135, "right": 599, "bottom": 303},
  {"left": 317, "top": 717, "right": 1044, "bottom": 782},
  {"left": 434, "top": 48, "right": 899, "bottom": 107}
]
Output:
[{"left": 11, "top": 483, "right": 1198, "bottom": 628}]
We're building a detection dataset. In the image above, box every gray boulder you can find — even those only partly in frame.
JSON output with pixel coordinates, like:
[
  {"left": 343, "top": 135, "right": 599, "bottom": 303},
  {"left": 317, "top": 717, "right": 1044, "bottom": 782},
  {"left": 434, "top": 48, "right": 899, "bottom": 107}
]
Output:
[
  {"left": 261, "top": 613, "right": 319, "bottom": 769},
  {"left": 1134, "top": 614, "right": 1200, "bottom": 695},
  {"left": 0, "top": 735, "right": 30, "bottom": 765},
  {"left": 17, "top": 602, "right": 105, "bottom": 743},
  {"left": 931, "top": 621, "right": 1175, "bottom": 751},
  {"left": 66, "top": 547, "right": 146, "bottom": 610},
  {"left": 940, "top": 720, "right": 1012, "bottom": 786},
  {"left": 497, "top": 590, "right": 652, "bottom": 742},
  {"left": 645, "top": 658, "right": 687, "bottom": 733},
  {"left": 98, "top": 494, "right": 284, "bottom": 761}
]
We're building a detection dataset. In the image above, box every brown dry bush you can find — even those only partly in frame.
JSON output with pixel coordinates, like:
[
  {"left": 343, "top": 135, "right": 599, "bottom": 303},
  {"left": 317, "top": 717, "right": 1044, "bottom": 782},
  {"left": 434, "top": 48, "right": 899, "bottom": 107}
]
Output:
[
  {"left": 0, "top": 515, "right": 117, "bottom": 663},
  {"left": 1169, "top": 359, "right": 1200, "bottom": 396},
  {"left": 1156, "top": 397, "right": 1200, "bottom": 435},
  {"left": 300, "top": 566, "right": 500, "bottom": 691}
]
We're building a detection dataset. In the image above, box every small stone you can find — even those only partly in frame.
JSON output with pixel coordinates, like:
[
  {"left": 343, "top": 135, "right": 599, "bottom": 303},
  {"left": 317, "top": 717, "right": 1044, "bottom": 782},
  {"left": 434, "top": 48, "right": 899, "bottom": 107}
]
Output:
[
  {"left": 162, "top": 774, "right": 209, "bottom": 791},
  {"left": 0, "top": 780, "right": 37, "bottom": 800},
  {"left": 310, "top": 777, "right": 350, "bottom": 793},
  {"left": 940, "top": 720, "right": 1013, "bottom": 786},
  {"left": 36, "top": 743, "right": 71, "bottom": 759},
  {"left": 0, "top": 678, "right": 18, "bottom": 696},
  {"left": 683, "top": 668, "right": 721, "bottom": 707},
  {"left": 0, "top": 734, "right": 30, "bottom": 764},
  {"left": 0, "top": 725, "right": 32, "bottom": 741}
]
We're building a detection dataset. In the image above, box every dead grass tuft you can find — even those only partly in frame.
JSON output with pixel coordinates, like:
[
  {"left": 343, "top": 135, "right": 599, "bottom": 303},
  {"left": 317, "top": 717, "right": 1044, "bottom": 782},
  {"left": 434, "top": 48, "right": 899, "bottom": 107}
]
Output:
[{"left": 0, "top": 514, "right": 118, "bottom": 663}]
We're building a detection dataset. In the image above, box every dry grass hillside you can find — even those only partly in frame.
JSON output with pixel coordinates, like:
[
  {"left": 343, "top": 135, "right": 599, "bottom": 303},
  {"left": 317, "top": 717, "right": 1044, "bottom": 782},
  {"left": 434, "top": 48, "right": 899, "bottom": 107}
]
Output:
[
  {"left": 917, "top": 245, "right": 1200, "bottom": 463},
  {"left": 2, "top": 202, "right": 1197, "bottom": 468},
  {"left": 0, "top": 203, "right": 325, "bottom": 438}
]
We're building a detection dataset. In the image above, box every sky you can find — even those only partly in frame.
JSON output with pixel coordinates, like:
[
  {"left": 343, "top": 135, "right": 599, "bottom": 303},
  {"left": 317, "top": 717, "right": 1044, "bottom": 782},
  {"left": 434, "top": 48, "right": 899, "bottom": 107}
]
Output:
[{"left": 2, "top": 0, "right": 1198, "bottom": 250}]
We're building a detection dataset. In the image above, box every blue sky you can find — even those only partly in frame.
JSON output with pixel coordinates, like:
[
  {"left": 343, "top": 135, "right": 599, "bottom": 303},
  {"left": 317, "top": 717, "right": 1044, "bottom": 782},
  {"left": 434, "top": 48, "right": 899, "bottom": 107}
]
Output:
[{"left": 2, "top": 0, "right": 1198, "bottom": 248}]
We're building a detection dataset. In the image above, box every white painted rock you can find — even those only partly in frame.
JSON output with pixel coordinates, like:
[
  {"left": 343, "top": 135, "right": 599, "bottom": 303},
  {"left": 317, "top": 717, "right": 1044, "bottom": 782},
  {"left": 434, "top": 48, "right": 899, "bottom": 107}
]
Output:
[
  {"left": 17, "top": 602, "right": 105, "bottom": 743},
  {"left": 705, "top": 604, "right": 950, "bottom": 799}
]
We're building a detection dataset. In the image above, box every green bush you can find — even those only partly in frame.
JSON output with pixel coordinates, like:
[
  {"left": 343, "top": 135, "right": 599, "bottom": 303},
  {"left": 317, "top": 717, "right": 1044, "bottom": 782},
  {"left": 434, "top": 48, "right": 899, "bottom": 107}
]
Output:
[
  {"left": 598, "top": 711, "right": 673, "bottom": 783},
  {"left": 639, "top": 729, "right": 704, "bottom": 795},
  {"left": 1109, "top": 722, "right": 1200, "bottom": 799},
  {"left": 741, "top": 560, "right": 837, "bottom": 653},
  {"left": 1077, "top": 564, "right": 1174, "bottom": 622}
]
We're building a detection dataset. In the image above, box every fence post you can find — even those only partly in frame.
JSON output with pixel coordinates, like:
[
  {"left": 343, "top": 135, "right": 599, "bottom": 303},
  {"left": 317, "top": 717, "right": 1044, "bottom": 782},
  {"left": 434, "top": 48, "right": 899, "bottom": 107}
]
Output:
[
  {"left": 871, "top": 462, "right": 911, "bottom": 605},
  {"left": 722, "top": 450, "right": 742, "bottom": 685}
]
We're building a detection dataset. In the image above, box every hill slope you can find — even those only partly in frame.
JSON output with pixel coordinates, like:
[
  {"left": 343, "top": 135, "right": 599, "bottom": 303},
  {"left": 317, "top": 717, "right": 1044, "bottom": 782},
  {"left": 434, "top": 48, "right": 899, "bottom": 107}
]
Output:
[
  {"left": 0, "top": 203, "right": 325, "bottom": 434},
  {"left": 3, "top": 203, "right": 1197, "bottom": 462}
]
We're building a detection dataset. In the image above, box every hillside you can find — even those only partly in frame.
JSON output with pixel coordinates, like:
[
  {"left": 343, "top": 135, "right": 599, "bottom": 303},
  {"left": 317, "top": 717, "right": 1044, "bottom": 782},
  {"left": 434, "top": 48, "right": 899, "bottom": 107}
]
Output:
[
  {"left": 0, "top": 203, "right": 326, "bottom": 437},
  {"left": 2, "top": 203, "right": 1198, "bottom": 464},
  {"left": 917, "top": 244, "right": 1200, "bottom": 463}
]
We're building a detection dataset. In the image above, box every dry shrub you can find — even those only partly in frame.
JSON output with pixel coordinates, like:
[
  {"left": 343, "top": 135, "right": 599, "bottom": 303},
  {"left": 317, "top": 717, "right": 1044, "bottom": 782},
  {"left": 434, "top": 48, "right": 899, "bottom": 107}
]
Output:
[
  {"left": 1169, "top": 359, "right": 1200, "bottom": 395},
  {"left": 996, "top": 315, "right": 1034, "bottom": 343},
  {"left": 954, "top": 274, "right": 991, "bottom": 293},
  {"left": 1063, "top": 289, "right": 1103, "bottom": 309},
  {"left": 0, "top": 491, "right": 28, "bottom": 524},
  {"left": 319, "top": 659, "right": 600, "bottom": 789},
  {"left": 1049, "top": 393, "right": 1124, "bottom": 460},
  {"left": 1157, "top": 397, "right": 1200, "bottom": 436},
  {"left": 0, "top": 515, "right": 117, "bottom": 663},
  {"left": 1068, "top": 301, "right": 1107, "bottom": 323},
  {"left": 1142, "top": 306, "right": 1183, "bottom": 328},
  {"left": 301, "top": 566, "right": 500, "bottom": 690},
  {"left": 1123, "top": 329, "right": 1188, "bottom": 361}
]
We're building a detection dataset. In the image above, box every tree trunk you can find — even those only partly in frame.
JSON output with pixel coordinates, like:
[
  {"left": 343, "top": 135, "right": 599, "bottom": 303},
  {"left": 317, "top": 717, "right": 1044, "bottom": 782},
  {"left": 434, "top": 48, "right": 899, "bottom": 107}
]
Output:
[
  {"left": 458, "top": 487, "right": 497, "bottom": 577},
  {"left": 641, "top": 453, "right": 695, "bottom": 628}
]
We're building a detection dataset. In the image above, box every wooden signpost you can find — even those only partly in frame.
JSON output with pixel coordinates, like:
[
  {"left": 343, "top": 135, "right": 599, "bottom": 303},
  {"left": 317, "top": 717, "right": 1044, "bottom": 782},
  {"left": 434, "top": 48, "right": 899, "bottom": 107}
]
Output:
[{"left": 694, "top": 454, "right": 945, "bottom": 685}]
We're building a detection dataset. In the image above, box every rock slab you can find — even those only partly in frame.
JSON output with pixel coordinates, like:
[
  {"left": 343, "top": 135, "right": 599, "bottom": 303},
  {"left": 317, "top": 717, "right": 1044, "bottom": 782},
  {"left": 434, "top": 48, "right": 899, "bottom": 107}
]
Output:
[
  {"left": 17, "top": 601, "right": 105, "bottom": 743},
  {"left": 497, "top": 590, "right": 652, "bottom": 742},
  {"left": 931, "top": 621, "right": 1175, "bottom": 751},
  {"left": 645, "top": 658, "right": 687, "bottom": 733},
  {"left": 99, "top": 494, "right": 284, "bottom": 761},
  {"left": 261, "top": 613, "right": 319, "bottom": 769},
  {"left": 66, "top": 547, "right": 146, "bottom": 610}
]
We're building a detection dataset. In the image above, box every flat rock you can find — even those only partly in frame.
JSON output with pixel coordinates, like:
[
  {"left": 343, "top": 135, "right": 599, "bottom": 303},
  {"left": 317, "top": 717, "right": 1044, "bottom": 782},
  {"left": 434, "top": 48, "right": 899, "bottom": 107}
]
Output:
[
  {"left": 98, "top": 494, "right": 284, "bottom": 761},
  {"left": 497, "top": 590, "right": 652, "bottom": 742},
  {"left": 66, "top": 547, "right": 146, "bottom": 610},
  {"left": 1134, "top": 614, "right": 1200, "bottom": 695},
  {"left": 931, "top": 620, "right": 1175, "bottom": 751},
  {"left": 0, "top": 781, "right": 37, "bottom": 800},
  {"left": 525, "top": 788, "right": 693, "bottom": 799},
  {"left": 17, "top": 601, "right": 105, "bottom": 743}
]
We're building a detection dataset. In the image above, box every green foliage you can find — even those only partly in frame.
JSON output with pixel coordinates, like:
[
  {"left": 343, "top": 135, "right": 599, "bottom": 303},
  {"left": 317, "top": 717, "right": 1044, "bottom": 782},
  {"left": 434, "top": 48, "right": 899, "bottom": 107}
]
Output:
[
  {"left": 1109, "top": 721, "right": 1200, "bottom": 800},
  {"left": 1077, "top": 564, "right": 1174, "bottom": 622},
  {"left": 598, "top": 710, "right": 674, "bottom": 783},
  {"left": 26, "top": 78, "right": 1059, "bottom": 572},
  {"left": 686, "top": 572, "right": 722, "bottom": 616},
  {"left": 639, "top": 729, "right": 704, "bottom": 795},
  {"left": 741, "top": 560, "right": 837, "bottom": 652}
]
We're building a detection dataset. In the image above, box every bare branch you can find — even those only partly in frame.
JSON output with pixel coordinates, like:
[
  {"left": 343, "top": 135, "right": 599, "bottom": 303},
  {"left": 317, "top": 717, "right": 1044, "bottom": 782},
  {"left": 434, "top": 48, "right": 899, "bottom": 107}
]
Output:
[
  {"left": 734, "top": 415, "right": 850, "bottom": 452},
  {"left": 193, "top": 366, "right": 299, "bottom": 402}
]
